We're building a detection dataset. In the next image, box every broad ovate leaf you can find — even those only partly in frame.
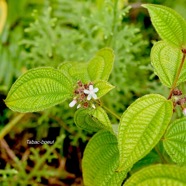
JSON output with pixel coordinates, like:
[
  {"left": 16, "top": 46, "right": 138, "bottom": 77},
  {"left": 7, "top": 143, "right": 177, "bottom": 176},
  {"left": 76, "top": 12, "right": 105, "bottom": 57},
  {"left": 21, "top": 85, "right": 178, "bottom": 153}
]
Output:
[
  {"left": 94, "top": 80, "right": 114, "bottom": 98},
  {"left": 87, "top": 48, "right": 114, "bottom": 81},
  {"left": 74, "top": 107, "right": 112, "bottom": 132},
  {"left": 83, "top": 130, "right": 127, "bottom": 186},
  {"left": 143, "top": 4, "right": 186, "bottom": 48},
  {"left": 0, "top": 0, "right": 7, "bottom": 34},
  {"left": 5, "top": 67, "right": 73, "bottom": 112},
  {"left": 118, "top": 94, "right": 173, "bottom": 171},
  {"left": 124, "top": 164, "right": 186, "bottom": 186},
  {"left": 58, "top": 62, "right": 90, "bottom": 84},
  {"left": 163, "top": 118, "right": 186, "bottom": 165},
  {"left": 151, "top": 41, "right": 186, "bottom": 87}
]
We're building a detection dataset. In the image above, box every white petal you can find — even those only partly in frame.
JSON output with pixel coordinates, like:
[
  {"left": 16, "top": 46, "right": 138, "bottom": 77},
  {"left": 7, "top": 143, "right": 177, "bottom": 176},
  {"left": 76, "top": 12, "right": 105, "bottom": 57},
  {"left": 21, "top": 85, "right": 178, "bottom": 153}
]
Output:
[
  {"left": 77, "top": 104, "right": 81, "bottom": 109},
  {"left": 69, "top": 99, "right": 77, "bottom": 107},
  {"left": 93, "top": 87, "right": 99, "bottom": 93},
  {"left": 89, "top": 85, "right": 93, "bottom": 91},
  {"left": 92, "top": 93, "right": 97, "bottom": 99},
  {"left": 87, "top": 94, "right": 92, "bottom": 100},
  {"left": 84, "top": 89, "right": 90, "bottom": 94},
  {"left": 92, "top": 104, "right": 96, "bottom": 109}
]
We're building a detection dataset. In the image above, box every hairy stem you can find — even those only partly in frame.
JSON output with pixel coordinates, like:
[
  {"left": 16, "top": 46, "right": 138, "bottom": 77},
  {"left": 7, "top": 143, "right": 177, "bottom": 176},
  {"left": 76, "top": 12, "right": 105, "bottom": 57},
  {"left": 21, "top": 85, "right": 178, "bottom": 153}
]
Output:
[
  {"left": 168, "top": 51, "right": 186, "bottom": 99},
  {"left": 102, "top": 105, "right": 121, "bottom": 120},
  {"left": 96, "top": 100, "right": 121, "bottom": 120},
  {"left": 154, "top": 146, "right": 167, "bottom": 164}
]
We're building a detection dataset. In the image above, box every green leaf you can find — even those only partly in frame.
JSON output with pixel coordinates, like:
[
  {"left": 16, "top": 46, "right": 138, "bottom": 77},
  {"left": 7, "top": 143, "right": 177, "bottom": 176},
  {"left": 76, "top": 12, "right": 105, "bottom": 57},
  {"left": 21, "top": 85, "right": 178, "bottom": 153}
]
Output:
[
  {"left": 5, "top": 67, "right": 73, "bottom": 112},
  {"left": 142, "top": 4, "right": 186, "bottom": 48},
  {"left": 74, "top": 107, "right": 112, "bottom": 132},
  {"left": 87, "top": 48, "right": 114, "bottom": 81},
  {"left": 94, "top": 80, "right": 114, "bottom": 98},
  {"left": 163, "top": 118, "right": 186, "bottom": 165},
  {"left": 118, "top": 94, "right": 173, "bottom": 171},
  {"left": 124, "top": 164, "right": 186, "bottom": 186},
  {"left": 58, "top": 62, "right": 90, "bottom": 84},
  {"left": 83, "top": 130, "right": 127, "bottom": 186},
  {"left": 151, "top": 41, "right": 186, "bottom": 87},
  {"left": 131, "top": 150, "right": 161, "bottom": 174}
]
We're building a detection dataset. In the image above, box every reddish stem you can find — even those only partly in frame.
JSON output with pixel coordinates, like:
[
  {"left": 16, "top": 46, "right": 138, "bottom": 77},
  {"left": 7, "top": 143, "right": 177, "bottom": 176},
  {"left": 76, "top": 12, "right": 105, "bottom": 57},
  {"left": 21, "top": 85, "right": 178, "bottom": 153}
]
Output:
[{"left": 168, "top": 50, "right": 186, "bottom": 99}]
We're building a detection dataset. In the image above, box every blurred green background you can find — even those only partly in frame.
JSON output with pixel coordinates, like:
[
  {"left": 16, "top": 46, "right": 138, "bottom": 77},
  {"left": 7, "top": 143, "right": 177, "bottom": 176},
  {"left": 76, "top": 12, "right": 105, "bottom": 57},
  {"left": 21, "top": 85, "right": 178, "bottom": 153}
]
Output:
[{"left": 0, "top": 0, "right": 186, "bottom": 185}]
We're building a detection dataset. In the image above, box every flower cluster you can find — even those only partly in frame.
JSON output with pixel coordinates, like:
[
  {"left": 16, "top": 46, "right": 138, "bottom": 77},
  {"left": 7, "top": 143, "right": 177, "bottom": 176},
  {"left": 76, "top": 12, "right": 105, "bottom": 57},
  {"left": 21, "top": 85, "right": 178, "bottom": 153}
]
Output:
[
  {"left": 69, "top": 81, "right": 99, "bottom": 109},
  {"left": 172, "top": 89, "right": 186, "bottom": 116}
]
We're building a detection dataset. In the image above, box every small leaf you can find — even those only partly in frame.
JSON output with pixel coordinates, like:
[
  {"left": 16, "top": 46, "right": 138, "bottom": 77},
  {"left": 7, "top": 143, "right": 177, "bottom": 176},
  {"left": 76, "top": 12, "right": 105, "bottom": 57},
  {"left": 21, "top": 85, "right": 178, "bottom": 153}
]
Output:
[
  {"left": 124, "top": 164, "right": 186, "bottom": 186},
  {"left": 118, "top": 94, "right": 173, "bottom": 171},
  {"left": 151, "top": 41, "right": 186, "bottom": 87},
  {"left": 83, "top": 130, "right": 127, "bottom": 186},
  {"left": 143, "top": 4, "right": 186, "bottom": 48},
  {"left": 87, "top": 48, "right": 114, "bottom": 81},
  {"left": 0, "top": 0, "right": 7, "bottom": 34},
  {"left": 163, "top": 118, "right": 186, "bottom": 165},
  {"left": 58, "top": 62, "right": 90, "bottom": 84},
  {"left": 74, "top": 107, "right": 112, "bottom": 132},
  {"left": 5, "top": 67, "right": 73, "bottom": 112},
  {"left": 94, "top": 80, "right": 114, "bottom": 98}
]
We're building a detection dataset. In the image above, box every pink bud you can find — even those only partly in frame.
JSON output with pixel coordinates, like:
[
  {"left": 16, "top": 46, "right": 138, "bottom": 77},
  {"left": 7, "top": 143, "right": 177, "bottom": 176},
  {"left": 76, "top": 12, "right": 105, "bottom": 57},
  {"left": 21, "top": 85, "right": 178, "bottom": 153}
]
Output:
[{"left": 183, "top": 108, "right": 186, "bottom": 116}]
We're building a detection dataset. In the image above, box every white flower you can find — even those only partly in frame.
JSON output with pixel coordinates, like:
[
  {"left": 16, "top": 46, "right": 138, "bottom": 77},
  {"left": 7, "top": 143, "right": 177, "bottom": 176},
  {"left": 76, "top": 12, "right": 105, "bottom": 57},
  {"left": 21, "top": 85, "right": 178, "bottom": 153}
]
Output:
[
  {"left": 84, "top": 85, "right": 99, "bottom": 100},
  {"left": 69, "top": 99, "right": 77, "bottom": 107},
  {"left": 183, "top": 108, "right": 186, "bottom": 116}
]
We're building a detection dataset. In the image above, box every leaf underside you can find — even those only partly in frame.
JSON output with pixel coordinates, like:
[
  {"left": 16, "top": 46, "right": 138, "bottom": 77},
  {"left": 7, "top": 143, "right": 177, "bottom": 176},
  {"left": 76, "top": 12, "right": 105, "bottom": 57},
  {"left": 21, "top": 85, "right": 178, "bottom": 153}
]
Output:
[{"left": 74, "top": 107, "right": 112, "bottom": 132}]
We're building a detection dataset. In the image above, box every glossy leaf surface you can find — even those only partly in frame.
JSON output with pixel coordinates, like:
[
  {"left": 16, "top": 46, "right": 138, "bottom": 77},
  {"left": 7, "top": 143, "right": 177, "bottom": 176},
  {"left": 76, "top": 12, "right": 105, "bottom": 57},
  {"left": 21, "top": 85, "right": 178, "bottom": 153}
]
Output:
[
  {"left": 5, "top": 68, "right": 73, "bottom": 112},
  {"left": 83, "top": 130, "right": 127, "bottom": 186},
  {"left": 143, "top": 4, "right": 186, "bottom": 48},
  {"left": 118, "top": 94, "right": 173, "bottom": 171},
  {"left": 163, "top": 118, "right": 186, "bottom": 165},
  {"left": 87, "top": 48, "right": 114, "bottom": 81},
  {"left": 124, "top": 164, "right": 186, "bottom": 186},
  {"left": 151, "top": 41, "right": 186, "bottom": 87}
]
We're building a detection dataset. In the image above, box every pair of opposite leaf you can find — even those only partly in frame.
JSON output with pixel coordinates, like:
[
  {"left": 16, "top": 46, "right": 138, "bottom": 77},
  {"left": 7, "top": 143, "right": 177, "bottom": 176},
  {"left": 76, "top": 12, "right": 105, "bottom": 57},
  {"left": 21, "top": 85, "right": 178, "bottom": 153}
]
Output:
[
  {"left": 83, "top": 4, "right": 186, "bottom": 186},
  {"left": 143, "top": 4, "right": 186, "bottom": 88},
  {"left": 5, "top": 48, "right": 115, "bottom": 113},
  {"left": 4, "top": 3, "right": 186, "bottom": 186}
]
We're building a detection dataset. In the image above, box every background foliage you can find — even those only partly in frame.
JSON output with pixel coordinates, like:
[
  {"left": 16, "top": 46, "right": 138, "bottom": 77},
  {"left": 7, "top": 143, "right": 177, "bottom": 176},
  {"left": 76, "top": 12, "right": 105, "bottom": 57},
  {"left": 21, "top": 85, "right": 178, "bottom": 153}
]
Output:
[{"left": 1, "top": 0, "right": 186, "bottom": 185}]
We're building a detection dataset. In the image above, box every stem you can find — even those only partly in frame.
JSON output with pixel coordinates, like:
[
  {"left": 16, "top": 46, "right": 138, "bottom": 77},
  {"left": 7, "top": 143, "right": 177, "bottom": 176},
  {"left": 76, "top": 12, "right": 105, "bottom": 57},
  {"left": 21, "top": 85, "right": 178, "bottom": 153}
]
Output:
[
  {"left": 168, "top": 52, "right": 186, "bottom": 99},
  {"left": 0, "top": 113, "right": 25, "bottom": 139},
  {"left": 154, "top": 146, "right": 167, "bottom": 164},
  {"left": 95, "top": 100, "right": 121, "bottom": 120},
  {"left": 102, "top": 105, "right": 121, "bottom": 120}
]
